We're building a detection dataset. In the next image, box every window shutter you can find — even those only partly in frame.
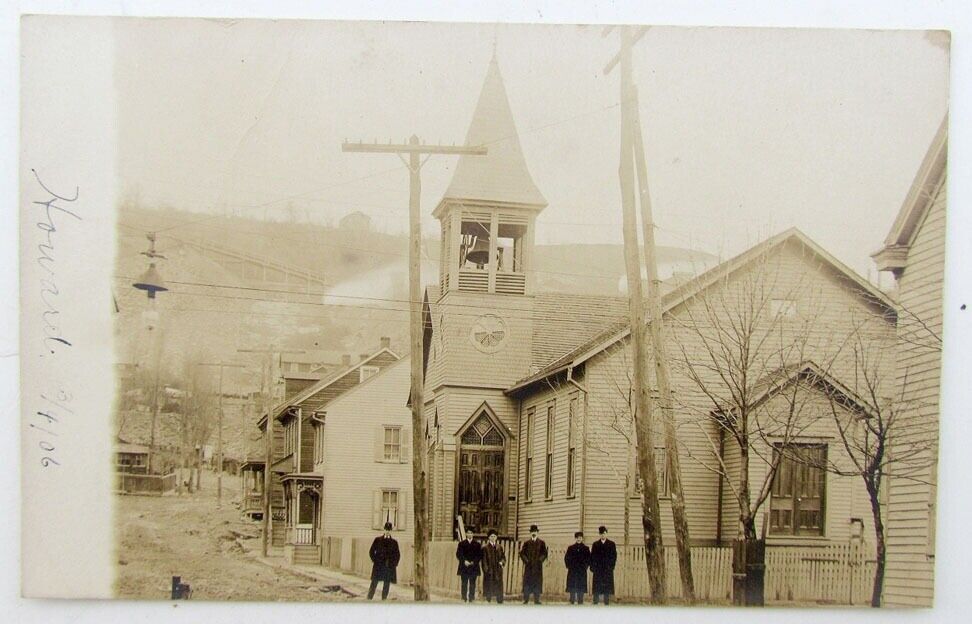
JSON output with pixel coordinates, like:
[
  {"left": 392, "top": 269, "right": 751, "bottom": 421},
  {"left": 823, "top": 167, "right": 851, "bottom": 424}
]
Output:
[
  {"left": 401, "top": 427, "right": 412, "bottom": 463},
  {"left": 372, "top": 489, "right": 382, "bottom": 530},
  {"left": 402, "top": 491, "right": 410, "bottom": 530},
  {"left": 374, "top": 425, "right": 384, "bottom": 462}
]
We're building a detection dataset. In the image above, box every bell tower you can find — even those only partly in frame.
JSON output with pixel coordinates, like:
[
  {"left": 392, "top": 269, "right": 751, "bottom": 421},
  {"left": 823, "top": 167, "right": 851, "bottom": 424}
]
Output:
[
  {"left": 424, "top": 56, "right": 546, "bottom": 540},
  {"left": 433, "top": 56, "right": 547, "bottom": 298}
]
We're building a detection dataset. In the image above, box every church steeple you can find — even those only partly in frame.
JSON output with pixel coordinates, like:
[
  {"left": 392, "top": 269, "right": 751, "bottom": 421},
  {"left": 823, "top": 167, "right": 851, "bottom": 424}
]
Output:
[
  {"left": 434, "top": 57, "right": 545, "bottom": 298},
  {"left": 437, "top": 57, "right": 547, "bottom": 211}
]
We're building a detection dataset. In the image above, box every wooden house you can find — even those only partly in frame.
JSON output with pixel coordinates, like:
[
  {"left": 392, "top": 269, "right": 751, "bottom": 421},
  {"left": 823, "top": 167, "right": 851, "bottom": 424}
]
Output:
[
  {"left": 255, "top": 340, "right": 400, "bottom": 555},
  {"left": 316, "top": 356, "right": 414, "bottom": 538},
  {"left": 872, "top": 116, "right": 946, "bottom": 607},
  {"left": 115, "top": 438, "right": 150, "bottom": 474}
]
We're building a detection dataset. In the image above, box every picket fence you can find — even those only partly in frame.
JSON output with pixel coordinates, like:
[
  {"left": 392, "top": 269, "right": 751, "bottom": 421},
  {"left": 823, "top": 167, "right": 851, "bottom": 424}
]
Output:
[{"left": 318, "top": 536, "right": 874, "bottom": 605}]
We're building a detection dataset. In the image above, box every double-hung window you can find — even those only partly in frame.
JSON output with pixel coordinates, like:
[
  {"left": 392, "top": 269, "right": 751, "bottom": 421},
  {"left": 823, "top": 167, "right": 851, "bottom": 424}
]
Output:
[
  {"left": 383, "top": 426, "right": 402, "bottom": 462},
  {"left": 544, "top": 402, "right": 555, "bottom": 499}
]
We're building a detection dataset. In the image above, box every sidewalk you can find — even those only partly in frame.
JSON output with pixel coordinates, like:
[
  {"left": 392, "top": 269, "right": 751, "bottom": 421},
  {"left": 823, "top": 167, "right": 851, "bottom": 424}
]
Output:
[{"left": 249, "top": 551, "right": 460, "bottom": 603}]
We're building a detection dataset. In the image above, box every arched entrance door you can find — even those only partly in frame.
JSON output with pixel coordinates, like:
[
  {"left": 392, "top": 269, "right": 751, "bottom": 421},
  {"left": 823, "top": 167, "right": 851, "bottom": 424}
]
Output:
[{"left": 457, "top": 411, "right": 505, "bottom": 536}]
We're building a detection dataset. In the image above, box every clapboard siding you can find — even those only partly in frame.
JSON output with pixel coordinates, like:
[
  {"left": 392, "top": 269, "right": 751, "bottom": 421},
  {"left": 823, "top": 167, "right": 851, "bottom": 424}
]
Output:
[
  {"left": 516, "top": 380, "right": 583, "bottom": 541},
  {"left": 435, "top": 290, "right": 536, "bottom": 389},
  {"left": 883, "top": 176, "right": 945, "bottom": 607},
  {"left": 745, "top": 390, "right": 876, "bottom": 545},
  {"left": 563, "top": 240, "right": 894, "bottom": 550},
  {"left": 320, "top": 357, "right": 413, "bottom": 538}
]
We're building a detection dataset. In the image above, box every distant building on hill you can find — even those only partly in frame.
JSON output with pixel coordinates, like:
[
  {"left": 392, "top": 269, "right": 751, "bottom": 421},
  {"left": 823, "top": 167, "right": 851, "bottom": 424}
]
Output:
[{"left": 339, "top": 210, "right": 371, "bottom": 233}]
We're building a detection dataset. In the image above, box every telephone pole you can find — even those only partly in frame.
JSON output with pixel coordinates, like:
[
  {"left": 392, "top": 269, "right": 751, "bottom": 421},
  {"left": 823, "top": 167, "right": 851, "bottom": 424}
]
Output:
[
  {"left": 605, "top": 24, "right": 696, "bottom": 601},
  {"left": 604, "top": 24, "right": 667, "bottom": 603},
  {"left": 197, "top": 361, "right": 248, "bottom": 508},
  {"left": 238, "top": 346, "right": 304, "bottom": 557},
  {"left": 343, "top": 135, "right": 486, "bottom": 601}
]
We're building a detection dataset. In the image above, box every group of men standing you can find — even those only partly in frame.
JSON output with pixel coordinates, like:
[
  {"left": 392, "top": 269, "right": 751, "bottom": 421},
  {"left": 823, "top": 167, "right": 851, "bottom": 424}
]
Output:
[
  {"left": 564, "top": 526, "right": 618, "bottom": 605},
  {"left": 367, "top": 522, "right": 618, "bottom": 604},
  {"left": 453, "top": 524, "right": 618, "bottom": 605}
]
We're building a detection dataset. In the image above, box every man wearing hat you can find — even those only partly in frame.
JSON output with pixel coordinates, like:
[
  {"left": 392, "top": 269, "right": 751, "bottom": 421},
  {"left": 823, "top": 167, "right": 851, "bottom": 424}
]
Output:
[
  {"left": 519, "top": 524, "right": 548, "bottom": 604},
  {"left": 564, "top": 531, "right": 591, "bottom": 604},
  {"left": 590, "top": 525, "right": 617, "bottom": 605},
  {"left": 367, "top": 521, "right": 400, "bottom": 600},
  {"left": 455, "top": 529, "right": 483, "bottom": 602},
  {"left": 481, "top": 529, "right": 507, "bottom": 603}
]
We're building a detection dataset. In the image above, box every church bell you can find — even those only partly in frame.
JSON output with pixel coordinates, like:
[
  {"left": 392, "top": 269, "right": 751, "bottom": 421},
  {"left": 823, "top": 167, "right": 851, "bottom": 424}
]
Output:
[{"left": 465, "top": 238, "right": 490, "bottom": 267}]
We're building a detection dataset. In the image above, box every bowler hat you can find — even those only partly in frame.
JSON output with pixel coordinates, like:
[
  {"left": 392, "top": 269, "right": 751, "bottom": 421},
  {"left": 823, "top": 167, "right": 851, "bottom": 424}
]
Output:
[
  {"left": 529, "top": 524, "right": 539, "bottom": 532},
  {"left": 574, "top": 531, "right": 584, "bottom": 538},
  {"left": 598, "top": 525, "right": 608, "bottom": 534}
]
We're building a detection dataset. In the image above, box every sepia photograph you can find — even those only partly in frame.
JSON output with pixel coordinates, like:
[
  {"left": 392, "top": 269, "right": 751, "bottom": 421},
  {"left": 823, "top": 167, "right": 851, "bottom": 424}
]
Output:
[{"left": 15, "top": 5, "right": 960, "bottom": 617}]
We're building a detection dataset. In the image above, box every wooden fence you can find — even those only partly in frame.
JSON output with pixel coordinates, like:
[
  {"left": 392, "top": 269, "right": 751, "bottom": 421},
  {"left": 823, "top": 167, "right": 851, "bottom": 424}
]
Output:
[
  {"left": 115, "top": 472, "right": 177, "bottom": 495},
  {"left": 322, "top": 536, "right": 873, "bottom": 605},
  {"left": 765, "top": 542, "right": 875, "bottom": 605}
]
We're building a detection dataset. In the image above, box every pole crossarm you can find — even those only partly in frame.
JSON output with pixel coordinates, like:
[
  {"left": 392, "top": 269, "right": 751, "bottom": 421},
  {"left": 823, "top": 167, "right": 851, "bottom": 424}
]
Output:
[{"left": 603, "top": 25, "right": 650, "bottom": 76}]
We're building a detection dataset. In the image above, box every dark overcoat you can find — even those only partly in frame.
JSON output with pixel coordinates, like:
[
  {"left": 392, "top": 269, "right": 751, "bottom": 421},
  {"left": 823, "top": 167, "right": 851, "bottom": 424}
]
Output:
[
  {"left": 519, "top": 538, "right": 548, "bottom": 594},
  {"left": 481, "top": 541, "right": 507, "bottom": 599},
  {"left": 564, "top": 543, "right": 591, "bottom": 593},
  {"left": 590, "top": 538, "right": 617, "bottom": 595},
  {"left": 456, "top": 538, "right": 483, "bottom": 576},
  {"left": 369, "top": 535, "right": 401, "bottom": 583}
]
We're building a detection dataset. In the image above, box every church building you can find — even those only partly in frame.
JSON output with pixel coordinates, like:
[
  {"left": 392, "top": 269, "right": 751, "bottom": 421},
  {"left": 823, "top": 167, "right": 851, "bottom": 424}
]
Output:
[{"left": 420, "top": 55, "right": 897, "bottom": 549}]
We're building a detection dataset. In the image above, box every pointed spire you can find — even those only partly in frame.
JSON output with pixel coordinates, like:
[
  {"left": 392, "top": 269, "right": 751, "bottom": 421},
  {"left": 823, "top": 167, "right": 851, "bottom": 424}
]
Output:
[{"left": 441, "top": 57, "right": 547, "bottom": 209}]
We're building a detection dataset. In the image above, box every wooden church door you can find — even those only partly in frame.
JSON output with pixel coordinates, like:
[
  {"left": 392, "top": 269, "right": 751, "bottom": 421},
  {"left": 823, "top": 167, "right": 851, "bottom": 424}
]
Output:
[{"left": 458, "top": 412, "right": 505, "bottom": 536}]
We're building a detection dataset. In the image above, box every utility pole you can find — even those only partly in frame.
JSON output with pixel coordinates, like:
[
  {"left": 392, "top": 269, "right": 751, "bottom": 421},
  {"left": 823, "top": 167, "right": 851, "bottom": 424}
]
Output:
[
  {"left": 604, "top": 24, "right": 667, "bottom": 603},
  {"left": 197, "top": 361, "right": 248, "bottom": 508},
  {"left": 343, "top": 135, "right": 486, "bottom": 601},
  {"left": 146, "top": 325, "right": 165, "bottom": 476},
  {"left": 238, "top": 346, "right": 304, "bottom": 557},
  {"left": 630, "top": 81, "right": 696, "bottom": 600}
]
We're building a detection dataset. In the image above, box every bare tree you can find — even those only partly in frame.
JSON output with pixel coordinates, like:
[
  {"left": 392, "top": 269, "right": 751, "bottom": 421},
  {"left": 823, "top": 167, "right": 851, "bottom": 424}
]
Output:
[
  {"left": 179, "top": 351, "right": 219, "bottom": 492},
  {"left": 810, "top": 311, "right": 939, "bottom": 607},
  {"left": 668, "top": 253, "right": 846, "bottom": 604}
]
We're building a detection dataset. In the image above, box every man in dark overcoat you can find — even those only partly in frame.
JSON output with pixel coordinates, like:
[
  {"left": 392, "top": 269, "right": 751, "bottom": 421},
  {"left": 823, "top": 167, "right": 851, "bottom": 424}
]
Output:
[
  {"left": 481, "top": 529, "right": 507, "bottom": 603},
  {"left": 564, "top": 531, "right": 591, "bottom": 604},
  {"left": 519, "top": 524, "right": 548, "bottom": 604},
  {"left": 590, "top": 525, "right": 617, "bottom": 605},
  {"left": 456, "top": 531, "right": 483, "bottom": 602},
  {"left": 367, "top": 522, "right": 400, "bottom": 600}
]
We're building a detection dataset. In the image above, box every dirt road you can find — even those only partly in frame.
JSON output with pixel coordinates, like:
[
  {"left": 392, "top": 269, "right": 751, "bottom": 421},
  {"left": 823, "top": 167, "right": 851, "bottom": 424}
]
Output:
[{"left": 114, "top": 472, "right": 354, "bottom": 602}]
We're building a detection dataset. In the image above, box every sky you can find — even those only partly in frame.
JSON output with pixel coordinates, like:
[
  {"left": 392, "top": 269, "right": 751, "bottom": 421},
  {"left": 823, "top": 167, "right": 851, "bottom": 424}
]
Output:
[{"left": 115, "top": 19, "right": 949, "bottom": 278}]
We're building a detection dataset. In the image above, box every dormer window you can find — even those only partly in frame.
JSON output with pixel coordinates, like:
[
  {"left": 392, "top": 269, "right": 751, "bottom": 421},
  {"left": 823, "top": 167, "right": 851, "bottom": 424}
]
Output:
[{"left": 359, "top": 365, "right": 379, "bottom": 383}]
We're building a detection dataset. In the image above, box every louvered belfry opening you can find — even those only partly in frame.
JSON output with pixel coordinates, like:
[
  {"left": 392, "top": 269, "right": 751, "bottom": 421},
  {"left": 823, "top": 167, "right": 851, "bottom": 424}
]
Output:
[{"left": 457, "top": 412, "right": 505, "bottom": 536}]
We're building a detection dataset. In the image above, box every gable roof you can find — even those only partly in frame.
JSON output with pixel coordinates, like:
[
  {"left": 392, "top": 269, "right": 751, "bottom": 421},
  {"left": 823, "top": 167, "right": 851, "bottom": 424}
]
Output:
[
  {"left": 319, "top": 355, "right": 411, "bottom": 414},
  {"left": 739, "top": 361, "right": 875, "bottom": 419},
  {"left": 434, "top": 56, "right": 546, "bottom": 212},
  {"left": 258, "top": 346, "right": 400, "bottom": 427},
  {"left": 507, "top": 228, "right": 896, "bottom": 394},
  {"left": 872, "top": 115, "right": 948, "bottom": 273}
]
